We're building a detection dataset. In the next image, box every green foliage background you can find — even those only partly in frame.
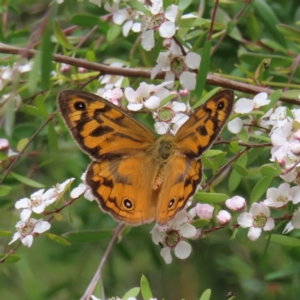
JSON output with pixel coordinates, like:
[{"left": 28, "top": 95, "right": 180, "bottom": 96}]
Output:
[{"left": 0, "top": 0, "right": 300, "bottom": 299}]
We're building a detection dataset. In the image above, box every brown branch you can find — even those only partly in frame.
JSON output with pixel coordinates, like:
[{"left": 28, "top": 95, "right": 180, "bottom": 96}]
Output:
[
  {"left": 214, "top": 140, "right": 272, "bottom": 148},
  {"left": 0, "top": 43, "right": 299, "bottom": 104}
]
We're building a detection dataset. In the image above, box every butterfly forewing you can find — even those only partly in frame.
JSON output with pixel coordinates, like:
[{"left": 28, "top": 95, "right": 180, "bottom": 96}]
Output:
[
  {"left": 58, "top": 90, "right": 157, "bottom": 160},
  {"left": 174, "top": 90, "right": 234, "bottom": 158}
]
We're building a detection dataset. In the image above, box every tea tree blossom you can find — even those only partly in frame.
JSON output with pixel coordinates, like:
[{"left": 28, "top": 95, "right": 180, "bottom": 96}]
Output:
[
  {"left": 195, "top": 203, "right": 214, "bottom": 220},
  {"left": 283, "top": 208, "right": 300, "bottom": 234},
  {"left": 71, "top": 172, "right": 95, "bottom": 201},
  {"left": 225, "top": 196, "right": 246, "bottom": 211},
  {"left": 263, "top": 183, "right": 292, "bottom": 208},
  {"left": 151, "top": 209, "right": 196, "bottom": 264},
  {"left": 217, "top": 210, "right": 231, "bottom": 225},
  {"left": 9, "top": 218, "right": 51, "bottom": 247},
  {"left": 237, "top": 202, "right": 275, "bottom": 241},
  {"left": 15, "top": 179, "right": 75, "bottom": 221}
]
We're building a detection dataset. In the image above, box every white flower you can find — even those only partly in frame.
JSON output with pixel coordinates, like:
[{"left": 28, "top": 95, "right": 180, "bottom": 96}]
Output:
[
  {"left": 15, "top": 179, "right": 75, "bottom": 221},
  {"left": 125, "top": 81, "right": 171, "bottom": 111},
  {"left": 195, "top": 203, "right": 214, "bottom": 220},
  {"left": 234, "top": 93, "right": 270, "bottom": 114},
  {"left": 225, "top": 196, "right": 246, "bottom": 211},
  {"left": 237, "top": 202, "right": 275, "bottom": 241},
  {"left": 141, "top": 1, "right": 178, "bottom": 51},
  {"left": 99, "top": 62, "right": 124, "bottom": 90},
  {"left": 97, "top": 87, "right": 123, "bottom": 106},
  {"left": 263, "top": 183, "right": 292, "bottom": 208},
  {"left": 217, "top": 210, "right": 231, "bottom": 225},
  {"left": 151, "top": 209, "right": 196, "bottom": 264},
  {"left": 9, "top": 218, "right": 51, "bottom": 247}
]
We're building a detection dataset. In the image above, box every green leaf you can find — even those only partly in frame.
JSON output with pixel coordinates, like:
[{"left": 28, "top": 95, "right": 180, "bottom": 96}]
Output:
[
  {"left": 204, "top": 149, "right": 224, "bottom": 157},
  {"left": 10, "top": 172, "right": 45, "bottom": 188},
  {"left": 17, "top": 138, "right": 28, "bottom": 152},
  {"left": 20, "top": 105, "right": 43, "bottom": 117},
  {"left": 4, "top": 94, "right": 15, "bottom": 137},
  {"left": 228, "top": 169, "right": 242, "bottom": 193},
  {"left": 70, "top": 14, "right": 102, "bottom": 27},
  {"left": 62, "top": 229, "right": 113, "bottom": 243},
  {"left": 141, "top": 275, "right": 153, "bottom": 300},
  {"left": 253, "top": 0, "right": 286, "bottom": 47},
  {"left": 48, "top": 122, "right": 58, "bottom": 151},
  {"left": 47, "top": 233, "right": 71, "bottom": 245},
  {"left": 250, "top": 134, "right": 272, "bottom": 142},
  {"left": 282, "top": 89, "right": 300, "bottom": 99},
  {"left": 127, "top": 0, "right": 151, "bottom": 16},
  {"left": 0, "top": 185, "right": 12, "bottom": 196},
  {"left": 29, "top": 50, "right": 41, "bottom": 93},
  {"left": 260, "top": 164, "right": 281, "bottom": 177},
  {"left": 229, "top": 141, "right": 239, "bottom": 153},
  {"left": 232, "top": 162, "right": 249, "bottom": 176},
  {"left": 107, "top": 24, "right": 121, "bottom": 42},
  {"left": 34, "top": 94, "right": 48, "bottom": 117},
  {"left": 199, "top": 289, "right": 211, "bottom": 300},
  {"left": 265, "top": 263, "right": 300, "bottom": 281},
  {"left": 250, "top": 176, "right": 273, "bottom": 203},
  {"left": 53, "top": 20, "right": 73, "bottom": 49},
  {"left": 40, "top": 26, "right": 52, "bottom": 89},
  {"left": 192, "top": 219, "right": 210, "bottom": 229},
  {"left": 0, "top": 230, "right": 12, "bottom": 237},
  {"left": 178, "top": 0, "right": 193, "bottom": 11},
  {"left": 122, "top": 287, "right": 140, "bottom": 300},
  {"left": 0, "top": 254, "right": 22, "bottom": 263},
  {"left": 194, "top": 192, "right": 229, "bottom": 204},
  {"left": 195, "top": 40, "right": 211, "bottom": 98},
  {"left": 269, "top": 234, "right": 300, "bottom": 247},
  {"left": 212, "top": 152, "right": 227, "bottom": 174}
]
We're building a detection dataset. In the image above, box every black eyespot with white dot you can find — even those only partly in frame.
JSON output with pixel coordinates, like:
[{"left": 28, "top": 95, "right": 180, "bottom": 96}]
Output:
[
  {"left": 123, "top": 198, "right": 133, "bottom": 210},
  {"left": 217, "top": 101, "right": 225, "bottom": 110},
  {"left": 168, "top": 197, "right": 176, "bottom": 209},
  {"left": 74, "top": 101, "right": 86, "bottom": 111}
]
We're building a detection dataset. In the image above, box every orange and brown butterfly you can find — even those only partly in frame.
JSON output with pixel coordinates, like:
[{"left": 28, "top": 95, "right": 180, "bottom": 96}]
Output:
[{"left": 58, "top": 89, "right": 234, "bottom": 226}]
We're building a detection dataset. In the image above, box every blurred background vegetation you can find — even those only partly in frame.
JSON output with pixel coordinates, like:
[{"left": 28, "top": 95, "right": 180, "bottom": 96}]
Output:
[{"left": 0, "top": 0, "right": 300, "bottom": 299}]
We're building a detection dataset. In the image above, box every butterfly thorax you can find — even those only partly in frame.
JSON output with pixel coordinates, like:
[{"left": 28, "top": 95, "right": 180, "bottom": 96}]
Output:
[{"left": 147, "top": 134, "right": 176, "bottom": 191}]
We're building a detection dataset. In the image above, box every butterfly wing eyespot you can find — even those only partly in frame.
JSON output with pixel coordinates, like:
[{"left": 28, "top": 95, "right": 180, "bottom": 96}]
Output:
[
  {"left": 122, "top": 198, "right": 134, "bottom": 210},
  {"left": 74, "top": 101, "right": 86, "bottom": 111},
  {"left": 168, "top": 197, "right": 176, "bottom": 209}
]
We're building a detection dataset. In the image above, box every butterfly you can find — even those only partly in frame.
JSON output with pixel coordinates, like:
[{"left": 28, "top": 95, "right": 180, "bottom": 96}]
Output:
[{"left": 58, "top": 89, "right": 234, "bottom": 226}]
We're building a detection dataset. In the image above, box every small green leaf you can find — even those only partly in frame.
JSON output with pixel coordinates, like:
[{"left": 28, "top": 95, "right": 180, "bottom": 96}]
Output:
[
  {"left": 141, "top": 275, "right": 153, "bottom": 300},
  {"left": 250, "top": 176, "right": 273, "bottom": 203},
  {"left": 282, "top": 89, "right": 300, "bottom": 99},
  {"left": 0, "top": 185, "right": 12, "bottom": 196},
  {"left": 41, "top": 26, "right": 52, "bottom": 89},
  {"left": 10, "top": 172, "right": 45, "bottom": 188},
  {"left": 178, "top": 0, "right": 193, "bottom": 11},
  {"left": 20, "top": 105, "right": 43, "bottom": 117},
  {"left": 71, "top": 14, "right": 102, "bottom": 27},
  {"left": 17, "top": 138, "right": 28, "bottom": 152},
  {"left": 53, "top": 20, "right": 73, "bottom": 49},
  {"left": 29, "top": 50, "right": 41, "bottom": 93},
  {"left": 0, "top": 230, "right": 12, "bottom": 237},
  {"left": 107, "top": 24, "right": 121, "bottom": 42},
  {"left": 192, "top": 219, "right": 210, "bottom": 229},
  {"left": 232, "top": 162, "right": 249, "bottom": 176},
  {"left": 250, "top": 134, "right": 272, "bottom": 142},
  {"left": 199, "top": 289, "right": 211, "bottom": 300},
  {"left": 48, "top": 122, "right": 58, "bottom": 151},
  {"left": 194, "top": 192, "right": 229, "bottom": 204},
  {"left": 229, "top": 141, "right": 239, "bottom": 153},
  {"left": 269, "top": 234, "right": 300, "bottom": 247},
  {"left": 195, "top": 40, "right": 211, "bottom": 98},
  {"left": 34, "top": 94, "right": 48, "bottom": 118},
  {"left": 122, "top": 287, "right": 140, "bottom": 300},
  {"left": 127, "top": 0, "right": 151, "bottom": 16},
  {"left": 62, "top": 230, "right": 113, "bottom": 243},
  {"left": 228, "top": 169, "right": 242, "bottom": 193},
  {"left": 0, "top": 254, "right": 22, "bottom": 263},
  {"left": 47, "top": 233, "right": 71, "bottom": 245},
  {"left": 205, "top": 149, "right": 224, "bottom": 157},
  {"left": 260, "top": 164, "right": 281, "bottom": 177}
]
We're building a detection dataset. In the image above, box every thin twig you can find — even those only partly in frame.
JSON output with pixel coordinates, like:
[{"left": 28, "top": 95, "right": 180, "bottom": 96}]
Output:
[
  {"left": 208, "top": 0, "right": 219, "bottom": 41},
  {"left": 80, "top": 223, "right": 124, "bottom": 300},
  {"left": 0, "top": 43, "right": 300, "bottom": 103}
]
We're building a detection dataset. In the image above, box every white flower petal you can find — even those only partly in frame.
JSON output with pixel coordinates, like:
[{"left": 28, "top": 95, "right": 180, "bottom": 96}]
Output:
[
  {"left": 159, "top": 21, "right": 176, "bottom": 38},
  {"left": 20, "top": 209, "right": 32, "bottom": 221},
  {"left": 9, "top": 232, "right": 21, "bottom": 245},
  {"left": 160, "top": 247, "right": 172, "bottom": 264},
  {"left": 174, "top": 240, "right": 191, "bottom": 259},
  {"left": 179, "top": 71, "right": 196, "bottom": 90},
  {"left": 237, "top": 212, "right": 253, "bottom": 228},
  {"left": 291, "top": 210, "right": 300, "bottom": 229},
  {"left": 151, "top": 225, "right": 163, "bottom": 244},
  {"left": 113, "top": 9, "right": 127, "bottom": 25},
  {"left": 179, "top": 223, "right": 197, "bottom": 238},
  {"left": 248, "top": 227, "right": 262, "bottom": 241},
  {"left": 132, "top": 22, "right": 141, "bottom": 32},
  {"left": 127, "top": 103, "right": 143, "bottom": 111},
  {"left": 185, "top": 52, "right": 201, "bottom": 69},
  {"left": 234, "top": 98, "right": 254, "bottom": 114},
  {"left": 227, "top": 117, "right": 243, "bottom": 134},
  {"left": 21, "top": 235, "right": 33, "bottom": 247},
  {"left": 123, "top": 20, "right": 133, "bottom": 37},
  {"left": 34, "top": 220, "right": 51, "bottom": 233},
  {"left": 141, "top": 30, "right": 155, "bottom": 51},
  {"left": 165, "top": 4, "right": 178, "bottom": 22},
  {"left": 15, "top": 198, "right": 30, "bottom": 209},
  {"left": 283, "top": 221, "right": 294, "bottom": 234},
  {"left": 71, "top": 183, "right": 88, "bottom": 199},
  {"left": 154, "top": 122, "right": 169, "bottom": 134},
  {"left": 84, "top": 189, "right": 96, "bottom": 202},
  {"left": 144, "top": 96, "right": 161, "bottom": 109},
  {"left": 263, "top": 218, "right": 275, "bottom": 231}
]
